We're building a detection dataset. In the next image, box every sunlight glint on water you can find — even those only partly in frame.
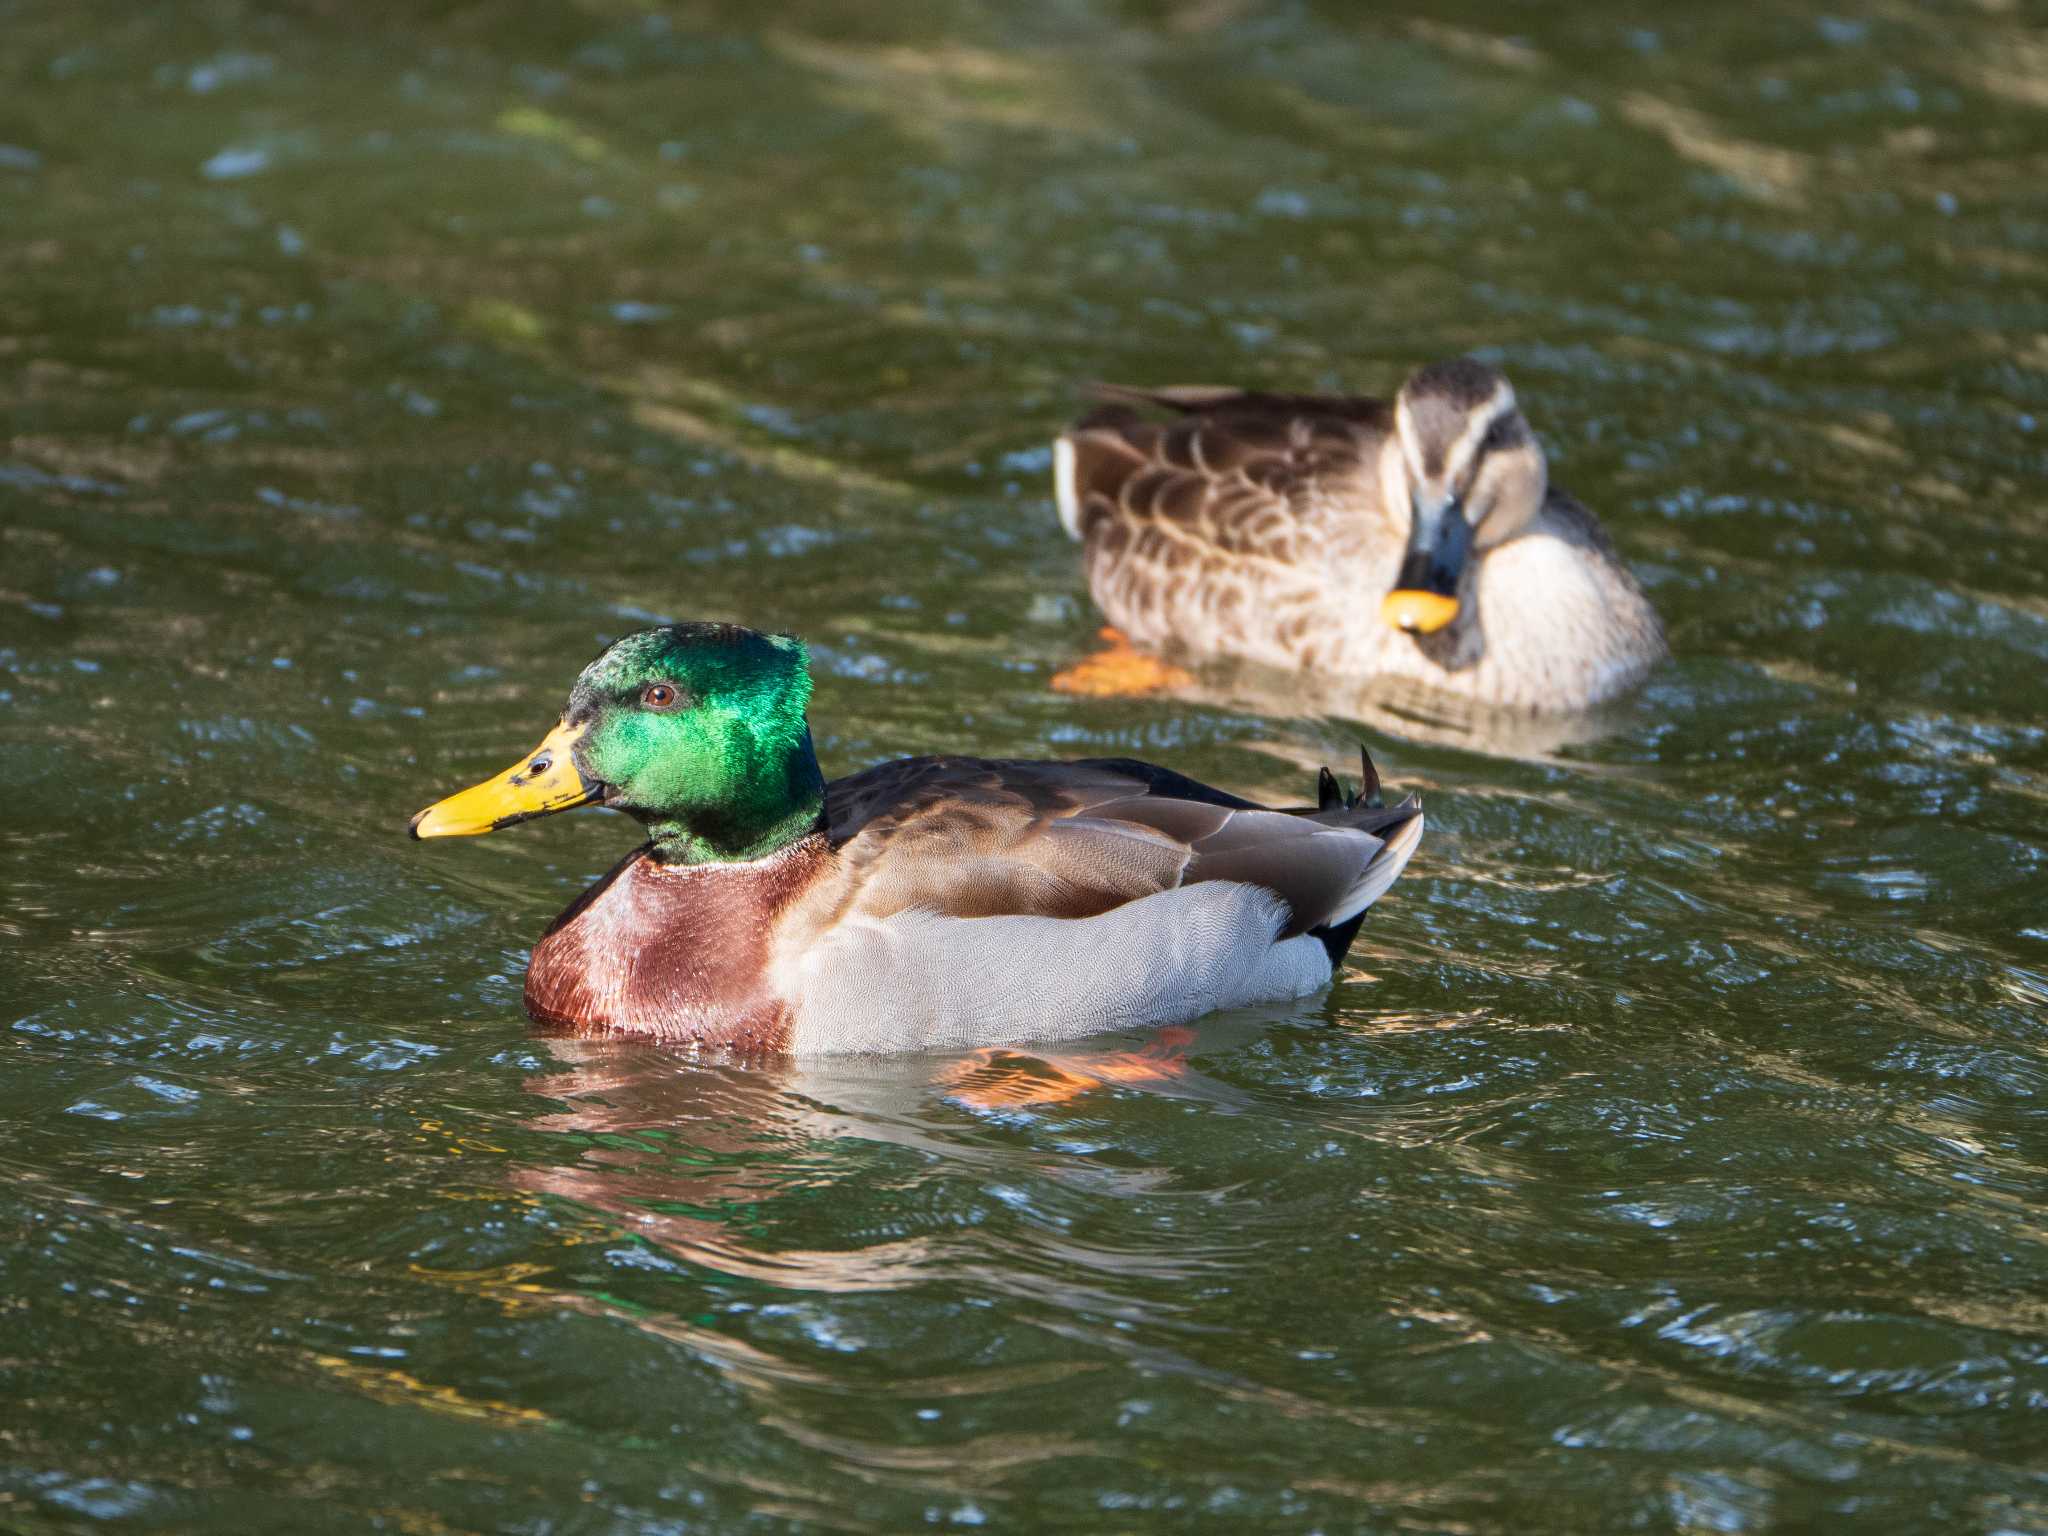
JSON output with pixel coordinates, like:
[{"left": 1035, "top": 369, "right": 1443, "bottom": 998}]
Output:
[{"left": 3, "top": 3, "right": 2047, "bottom": 1531}]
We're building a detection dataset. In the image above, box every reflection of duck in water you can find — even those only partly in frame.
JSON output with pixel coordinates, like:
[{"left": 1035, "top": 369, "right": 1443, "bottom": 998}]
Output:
[
  {"left": 1059, "top": 646, "right": 1637, "bottom": 764},
  {"left": 1053, "top": 358, "right": 1667, "bottom": 716},
  {"left": 511, "top": 1029, "right": 1264, "bottom": 1293},
  {"left": 409, "top": 622, "right": 1422, "bottom": 1051},
  {"left": 514, "top": 1041, "right": 945, "bottom": 1293},
  {"left": 385, "top": 1026, "right": 1327, "bottom": 1511}
]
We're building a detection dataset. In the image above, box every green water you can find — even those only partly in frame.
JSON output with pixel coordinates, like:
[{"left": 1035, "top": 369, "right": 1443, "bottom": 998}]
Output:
[{"left": 5, "top": 1, "right": 2048, "bottom": 1530}]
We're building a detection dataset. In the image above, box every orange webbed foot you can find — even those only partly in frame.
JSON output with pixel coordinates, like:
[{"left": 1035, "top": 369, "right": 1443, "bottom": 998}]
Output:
[
  {"left": 938, "top": 1030, "right": 1194, "bottom": 1110},
  {"left": 1050, "top": 627, "right": 1194, "bottom": 698},
  {"left": 939, "top": 1051, "right": 1103, "bottom": 1110}
]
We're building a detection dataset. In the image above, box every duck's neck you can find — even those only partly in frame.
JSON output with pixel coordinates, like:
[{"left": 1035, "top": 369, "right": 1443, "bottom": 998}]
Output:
[{"left": 641, "top": 728, "right": 827, "bottom": 868}]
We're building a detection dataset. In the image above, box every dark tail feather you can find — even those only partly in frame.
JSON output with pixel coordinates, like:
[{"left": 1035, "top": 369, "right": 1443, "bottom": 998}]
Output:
[
  {"left": 1311, "top": 745, "right": 1386, "bottom": 813},
  {"left": 1308, "top": 745, "right": 1416, "bottom": 966},
  {"left": 1296, "top": 747, "right": 1407, "bottom": 835},
  {"left": 1312, "top": 910, "right": 1371, "bottom": 966},
  {"left": 1353, "top": 746, "right": 1383, "bottom": 809}
]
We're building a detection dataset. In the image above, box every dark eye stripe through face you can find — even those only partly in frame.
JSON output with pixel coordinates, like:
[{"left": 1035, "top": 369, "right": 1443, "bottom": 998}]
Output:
[
  {"left": 1480, "top": 412, "right": 1521, "bottom": 455},
  {"left": 1455, "top": 408, "right": 1528, "bottom": 489},
  {"left": 1398, "top": 365, "right": 1519, "bottom": 487}
]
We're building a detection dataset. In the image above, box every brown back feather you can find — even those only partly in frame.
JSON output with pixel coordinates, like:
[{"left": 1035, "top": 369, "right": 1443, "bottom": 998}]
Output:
[
  {"left": 814, "top": 755, "right": 1419, "bottom": 936},
  {"left": 1062, "top": 387, "right": 1386, "bottom": 562}
]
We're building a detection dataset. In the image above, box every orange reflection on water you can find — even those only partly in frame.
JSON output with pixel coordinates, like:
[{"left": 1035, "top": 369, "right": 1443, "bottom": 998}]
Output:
[{"left": 938, "top": 1026, "right": 1195, "bottom": 1109}]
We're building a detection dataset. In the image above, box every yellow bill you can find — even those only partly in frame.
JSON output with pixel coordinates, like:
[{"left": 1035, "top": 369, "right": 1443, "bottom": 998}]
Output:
[
  {"left": 408, "top": 719, "right": 600, "bottom": 839},
  {"left": 1380, "top": 589, "right": 1461, "bottom": 635}
]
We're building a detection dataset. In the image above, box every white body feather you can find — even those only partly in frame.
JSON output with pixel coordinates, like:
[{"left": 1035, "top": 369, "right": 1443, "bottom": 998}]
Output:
[{"left": 782, "top": 809, "right": 1422, "bottom": 1054}]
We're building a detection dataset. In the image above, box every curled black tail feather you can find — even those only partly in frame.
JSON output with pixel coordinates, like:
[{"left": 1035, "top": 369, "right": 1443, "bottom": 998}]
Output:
[
  {"left": 1077, "top": 747, "right": 1415, "bottom": 969},
  {"left": 1355, "top": 746, "right": 1383, "bottom": 809},
  {"left": 1312, "top": 745, "right": 1387, "bottom": 813},
  {"left": 1306, "top": 745, "right": 1420, "bottom": 966}
]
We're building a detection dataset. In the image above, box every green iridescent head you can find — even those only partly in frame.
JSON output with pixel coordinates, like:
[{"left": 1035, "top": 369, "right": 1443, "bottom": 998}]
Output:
[{"left": 410, "top": 622, "right": 826, "bottom": 865}]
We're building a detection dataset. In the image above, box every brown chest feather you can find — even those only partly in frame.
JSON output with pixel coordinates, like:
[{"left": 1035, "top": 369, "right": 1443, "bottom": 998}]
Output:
[{"left": 523, "top": 836, "right": 826, "bottom": 1049}]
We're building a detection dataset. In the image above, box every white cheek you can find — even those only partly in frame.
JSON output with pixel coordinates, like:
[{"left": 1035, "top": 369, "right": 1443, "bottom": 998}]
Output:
[
  {"left": 1466, "top": 463, "right": 1504, "bottom": 546},
  {"left": 1378, "top": 439, "right": 1411, "bottom": 539},
  {"left": 1470, "top": 455, "right": 1544, "bottom": 548},
  {"left": 1394, "top": 401, "right": 1430, "bottom": 484}
]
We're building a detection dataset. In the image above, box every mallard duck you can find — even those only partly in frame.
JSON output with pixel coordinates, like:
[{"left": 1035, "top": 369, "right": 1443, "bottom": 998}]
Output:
[
  {"left": 408, "top": 622, "right": 1424, "bottom": 1053},
  {"left": 1053, "top": 357, "right": 1666, "bottom": 712}
]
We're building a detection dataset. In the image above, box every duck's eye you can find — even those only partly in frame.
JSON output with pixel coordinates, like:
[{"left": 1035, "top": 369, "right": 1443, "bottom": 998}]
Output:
[
  {"left": 640, "top": 683, "right": 681, "bottom": 710},
  {"left": 1480, "top": 415, "right": 1518, "bottom": 456}
]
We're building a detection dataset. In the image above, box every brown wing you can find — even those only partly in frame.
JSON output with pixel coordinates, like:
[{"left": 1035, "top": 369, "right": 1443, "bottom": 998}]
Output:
[
  {"left": 817, "top": 755, "right": 1421, "bottom": 936},
  {"left": 821, "top": 756, "right": 1183, "bottom": 922},
  {"left": 1060, "top": 393, "right": 1385, "bottom": 560},
  {"left": 1055, "top": 387, "right": 1392, "bottom": 660}
]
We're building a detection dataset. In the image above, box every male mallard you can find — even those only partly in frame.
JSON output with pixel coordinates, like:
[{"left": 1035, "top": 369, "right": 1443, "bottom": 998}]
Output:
[
  {"left": 1053, "top": 358, "right": 1666, "bottom": 712},
  {"left": 409, "top": 623, "right": 1424, "bottom": 1053}
]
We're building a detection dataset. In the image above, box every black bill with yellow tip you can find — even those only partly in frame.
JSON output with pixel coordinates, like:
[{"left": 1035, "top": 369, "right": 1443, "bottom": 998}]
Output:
[
  {"left": 408, "top": 719, "right": 602, "bottom": 839},
  {"left": 1380, "top": 492, "right": 1473, "bottom": 636}
]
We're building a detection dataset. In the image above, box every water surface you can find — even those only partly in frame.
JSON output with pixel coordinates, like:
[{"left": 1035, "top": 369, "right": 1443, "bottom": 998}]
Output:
[{"left": 5, "top": 2, "right": 2048, "bottom": 1531}]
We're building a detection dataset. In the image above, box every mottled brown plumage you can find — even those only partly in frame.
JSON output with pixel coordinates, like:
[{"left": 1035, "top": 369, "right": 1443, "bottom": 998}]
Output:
[{"left": 1055, "top": 360, "right": 1666, "bottom": 713}]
